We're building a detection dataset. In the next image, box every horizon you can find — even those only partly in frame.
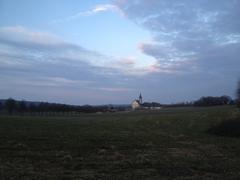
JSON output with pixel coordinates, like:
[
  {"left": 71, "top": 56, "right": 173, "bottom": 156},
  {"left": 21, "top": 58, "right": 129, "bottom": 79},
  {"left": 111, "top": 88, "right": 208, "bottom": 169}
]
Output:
[
  {"left": 0, "top": 93, "right": 234, "bottom": 107},
  {"left": 1, "top": 0, "right": 240, "bottom": 105}
]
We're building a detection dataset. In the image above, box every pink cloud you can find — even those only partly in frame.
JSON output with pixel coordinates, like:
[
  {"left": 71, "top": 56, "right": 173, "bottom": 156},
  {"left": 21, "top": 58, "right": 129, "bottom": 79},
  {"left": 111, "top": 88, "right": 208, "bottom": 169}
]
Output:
[
  {"left": 118, "top": 56, "right": 136, "bottom": 66},
  {"left": 145, "top": 64, "right": 161, "bottom": 73},
  {"left": 98, "top": 87, "right": 133, "bottom": 92}
]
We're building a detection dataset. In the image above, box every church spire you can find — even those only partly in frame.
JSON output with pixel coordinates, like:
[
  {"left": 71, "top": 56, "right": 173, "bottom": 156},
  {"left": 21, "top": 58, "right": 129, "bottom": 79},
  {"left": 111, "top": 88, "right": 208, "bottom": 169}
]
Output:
[{"left": 139, "top": 93, "right": 142, "bottom": 104}]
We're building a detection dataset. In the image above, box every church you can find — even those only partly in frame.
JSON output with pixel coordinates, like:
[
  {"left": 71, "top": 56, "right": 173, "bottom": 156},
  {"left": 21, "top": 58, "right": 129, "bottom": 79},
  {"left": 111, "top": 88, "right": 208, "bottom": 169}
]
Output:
[
  {"left": 131, "top": 93, "right": 162, "bottom": 110},
  {"left": 131, "top": 93, "right": 143, "bottom": 110}
]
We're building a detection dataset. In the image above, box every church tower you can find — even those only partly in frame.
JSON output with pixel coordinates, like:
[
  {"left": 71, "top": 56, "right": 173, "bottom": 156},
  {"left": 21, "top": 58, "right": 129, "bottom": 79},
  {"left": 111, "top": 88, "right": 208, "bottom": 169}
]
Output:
[{"left": 139, "top": 93, "right": 143, "bottom": 104}]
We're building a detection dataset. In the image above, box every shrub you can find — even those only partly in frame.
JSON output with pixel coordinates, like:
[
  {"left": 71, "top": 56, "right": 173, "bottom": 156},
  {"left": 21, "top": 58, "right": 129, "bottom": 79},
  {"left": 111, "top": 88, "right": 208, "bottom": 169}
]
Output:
[{"left": 208, "top": 119, "right": 240, "bottom": 137}]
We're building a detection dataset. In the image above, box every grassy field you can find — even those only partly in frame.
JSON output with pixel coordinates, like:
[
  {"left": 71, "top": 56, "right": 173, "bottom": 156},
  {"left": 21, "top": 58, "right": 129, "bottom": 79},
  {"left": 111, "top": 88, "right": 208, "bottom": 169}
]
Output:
[{"left": 0, "top": 106, "right": 240, "bottom": 180}]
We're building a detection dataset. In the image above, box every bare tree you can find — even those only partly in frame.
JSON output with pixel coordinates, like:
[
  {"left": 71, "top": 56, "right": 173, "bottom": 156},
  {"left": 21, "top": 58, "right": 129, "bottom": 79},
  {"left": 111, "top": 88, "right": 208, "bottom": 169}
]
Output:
[{"left": 237, "top": 80, "right": 240, "bottom": 108}]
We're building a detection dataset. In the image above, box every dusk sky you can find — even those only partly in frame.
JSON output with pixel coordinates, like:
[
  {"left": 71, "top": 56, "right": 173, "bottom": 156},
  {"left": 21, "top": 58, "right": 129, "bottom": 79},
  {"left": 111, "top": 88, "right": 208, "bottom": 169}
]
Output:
[{"left": 0, "top": 0, "right": 240, "bottom": 105}]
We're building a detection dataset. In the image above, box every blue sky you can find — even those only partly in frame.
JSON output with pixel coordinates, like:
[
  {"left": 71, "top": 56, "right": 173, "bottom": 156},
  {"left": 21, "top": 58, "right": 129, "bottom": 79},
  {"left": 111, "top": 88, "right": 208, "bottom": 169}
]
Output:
[{"left": 0, "top": 0, "right": 240, "bottom": 105}]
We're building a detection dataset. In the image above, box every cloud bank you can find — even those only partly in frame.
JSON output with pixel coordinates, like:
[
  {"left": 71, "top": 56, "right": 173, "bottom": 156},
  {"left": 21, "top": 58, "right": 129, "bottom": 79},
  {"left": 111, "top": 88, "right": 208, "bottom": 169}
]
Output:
[
  {"left": 0, "top": 26, "right": 139, "bottom": 104},
  {"left": 1, "top": 0, "right": 240, "bottom": 104},
  {"left": 114, "top": 0, "right": 240, "bottom": 76}
]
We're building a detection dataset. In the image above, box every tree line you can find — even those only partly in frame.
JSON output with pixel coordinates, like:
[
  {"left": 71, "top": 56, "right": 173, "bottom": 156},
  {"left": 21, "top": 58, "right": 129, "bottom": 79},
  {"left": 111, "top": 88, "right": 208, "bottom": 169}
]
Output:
[
  {"left": 0, "top": 94, "right": 239, "bottom": 115},
  {"left": 0, "top": 99, "right": 127, "bottom": 115},
  {"left": 193, "top": 95, "right": 234, "bottom": 107},
  {"left": 194, "top": 81, "right": 240, "bottom": 107},
  {"left": 1, "top": 81, "right": 239, "bottom": 115}
]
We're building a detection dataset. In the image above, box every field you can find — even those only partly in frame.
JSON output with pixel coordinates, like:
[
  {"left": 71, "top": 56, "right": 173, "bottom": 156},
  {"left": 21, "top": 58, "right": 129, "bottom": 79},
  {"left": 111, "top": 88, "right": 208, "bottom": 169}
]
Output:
[{"left": 0, "top": 106, "right": 240, "bottom": 180}]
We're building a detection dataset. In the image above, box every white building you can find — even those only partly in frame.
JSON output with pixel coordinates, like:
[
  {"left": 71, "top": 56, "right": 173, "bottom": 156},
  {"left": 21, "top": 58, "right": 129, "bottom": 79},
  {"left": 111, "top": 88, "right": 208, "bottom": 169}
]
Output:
[
  {"left": 131, "top": 100, "right": 141, "bottom": 110},
  {"left": 131, "top": 93, "right": 162, "bottom": 110},
  {"left": 131, "top": 93, "right": 143, "bottom": 110}
]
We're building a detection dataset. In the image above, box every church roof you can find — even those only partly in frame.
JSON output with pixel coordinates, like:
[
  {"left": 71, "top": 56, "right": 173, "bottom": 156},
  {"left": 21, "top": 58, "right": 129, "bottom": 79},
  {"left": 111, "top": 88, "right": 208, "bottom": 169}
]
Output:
[{"left": 132, "top": 99, "right": 140, "bottom": 104}]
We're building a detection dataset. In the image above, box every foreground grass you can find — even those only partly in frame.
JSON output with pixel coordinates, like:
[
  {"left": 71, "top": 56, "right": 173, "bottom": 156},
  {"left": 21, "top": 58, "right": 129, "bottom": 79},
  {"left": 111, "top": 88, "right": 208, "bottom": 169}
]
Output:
[{"left": 0, "top": 106, "right": 240, "bottom": 179}]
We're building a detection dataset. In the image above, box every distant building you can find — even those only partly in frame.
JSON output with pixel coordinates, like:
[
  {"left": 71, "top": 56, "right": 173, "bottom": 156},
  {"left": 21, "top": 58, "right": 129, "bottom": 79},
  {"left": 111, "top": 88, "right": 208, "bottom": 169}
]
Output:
[
  {"left": 131, "top": 100, "right": 141, "bottom": 110},
  {"left": 131, "top": 93, "right": 143, "bottom": 110},
  {"left": 131, "top": 93, "right": 162, "bottom": 110}
]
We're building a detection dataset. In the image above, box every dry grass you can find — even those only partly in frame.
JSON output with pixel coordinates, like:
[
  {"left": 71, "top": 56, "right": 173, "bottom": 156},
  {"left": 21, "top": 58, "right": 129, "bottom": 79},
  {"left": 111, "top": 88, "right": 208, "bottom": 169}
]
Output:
[{"left": 0, "top": 106, "right": 240, "bottom": 179}]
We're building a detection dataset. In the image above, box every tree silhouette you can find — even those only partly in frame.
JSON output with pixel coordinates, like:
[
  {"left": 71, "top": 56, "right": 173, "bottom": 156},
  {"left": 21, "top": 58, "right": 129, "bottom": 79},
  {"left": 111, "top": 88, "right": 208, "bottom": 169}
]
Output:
[
  {"left": 5, "top": 98, "right": 16, "bottom": 115},
  {"left": 18, "top": 100, "right": 27, "bottom": 115},
  {"left": 194, "top": 96, "right": 232, "bottom": 107},
  {"left": 0, "top": 102, "right": 2, "bottom": 112},
  {"left": 29, "top": 103, "right": 37, "bottom": 114},
  {"left": 237, "top": 80, "right": 240, "bottom": 108}
]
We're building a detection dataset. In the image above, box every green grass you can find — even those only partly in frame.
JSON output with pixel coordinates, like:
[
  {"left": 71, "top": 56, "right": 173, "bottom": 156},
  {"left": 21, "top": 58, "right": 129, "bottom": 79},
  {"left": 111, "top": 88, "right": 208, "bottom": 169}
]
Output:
[{"left": 0, "top": 106, "right": 240, "bottom": 179}]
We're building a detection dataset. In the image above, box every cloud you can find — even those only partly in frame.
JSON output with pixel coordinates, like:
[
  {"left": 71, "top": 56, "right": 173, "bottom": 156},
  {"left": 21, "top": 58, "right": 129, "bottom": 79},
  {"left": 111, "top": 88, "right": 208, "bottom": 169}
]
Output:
[
  {"left": 0, "top": 25, "right": 158, "bottom": 103},
  {"left": 0, "top": 26, "right": 125, "bottom": 101},
  {"left": 0, "top": 26, "right": 159, "bottom": 76},
  {"left": 97, "top": 87, "right": 133, "bottom": 92},
  {"left": 111, "top": 0, "right": 240, "bottom": 100},
  {"left": 0, "top": 26, "right": 108, "bottom": 68},
  {"left": 118, "top": 56, "right": 136, "bottom": 66},
  {"left": 0, "top": 26, "right": 82, "bottom": 56},
  {"left": 0, "top": 74, "right": 94, "bottom": 88},
  {"left": 88, "top": 4, "right": 120, "bottom": 15},
  {"left": 113, "top": 0, "right": 240, "bottom": 77},
  {"left": 52, "top": 4, "right": 123, "bottom": 23}
]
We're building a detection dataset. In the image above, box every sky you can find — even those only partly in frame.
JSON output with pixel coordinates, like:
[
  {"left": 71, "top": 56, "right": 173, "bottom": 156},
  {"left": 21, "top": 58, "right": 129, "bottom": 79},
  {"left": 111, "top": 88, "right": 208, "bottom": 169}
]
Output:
[{"left": 0, "top": 0, "right": 240, "bottom": 105}]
